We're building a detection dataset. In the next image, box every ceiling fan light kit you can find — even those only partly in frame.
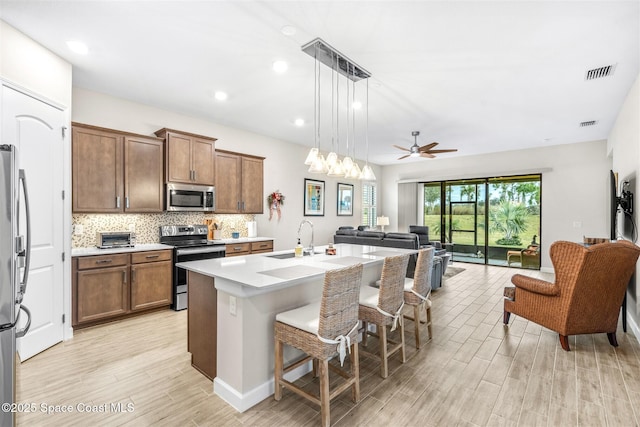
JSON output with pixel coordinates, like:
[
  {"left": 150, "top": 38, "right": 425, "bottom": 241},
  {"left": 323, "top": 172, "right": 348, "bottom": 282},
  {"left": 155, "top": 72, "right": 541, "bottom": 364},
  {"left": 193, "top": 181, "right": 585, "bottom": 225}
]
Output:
[{"left": 394, "top": 130, "right": 458, "bottom": 161}]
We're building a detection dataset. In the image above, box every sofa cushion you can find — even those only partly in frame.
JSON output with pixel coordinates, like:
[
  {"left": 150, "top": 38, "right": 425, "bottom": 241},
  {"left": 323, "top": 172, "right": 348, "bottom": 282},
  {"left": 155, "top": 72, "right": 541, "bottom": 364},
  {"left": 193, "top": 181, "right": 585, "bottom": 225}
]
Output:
[
  {"left": 357, "top": 231, "right": 385, "bottom": 238},
  {"left": 336, "top": 229, "right": 358, "bottom": 236}
]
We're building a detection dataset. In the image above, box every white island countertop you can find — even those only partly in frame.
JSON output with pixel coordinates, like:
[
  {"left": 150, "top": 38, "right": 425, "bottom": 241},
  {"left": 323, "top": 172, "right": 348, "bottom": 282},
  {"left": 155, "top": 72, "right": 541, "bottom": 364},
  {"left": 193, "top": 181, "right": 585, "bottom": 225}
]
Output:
[{"left": 176, "top": 243, "right": 417, "bottom": 297}]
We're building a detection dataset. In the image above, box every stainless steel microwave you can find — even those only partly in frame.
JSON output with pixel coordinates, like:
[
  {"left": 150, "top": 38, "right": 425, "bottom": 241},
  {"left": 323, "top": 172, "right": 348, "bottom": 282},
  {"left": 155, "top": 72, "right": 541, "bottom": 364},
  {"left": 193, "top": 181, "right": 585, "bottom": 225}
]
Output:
[{"left": 166, "top": 183, "right": 215, "bottom": 212}]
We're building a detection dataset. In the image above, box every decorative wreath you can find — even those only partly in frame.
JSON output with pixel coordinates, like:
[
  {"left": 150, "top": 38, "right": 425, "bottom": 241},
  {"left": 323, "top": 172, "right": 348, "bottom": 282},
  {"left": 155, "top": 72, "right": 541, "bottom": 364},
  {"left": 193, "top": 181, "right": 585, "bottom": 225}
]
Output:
[{"left": 267, "top": 190, "right": 285, "bottom": 221}]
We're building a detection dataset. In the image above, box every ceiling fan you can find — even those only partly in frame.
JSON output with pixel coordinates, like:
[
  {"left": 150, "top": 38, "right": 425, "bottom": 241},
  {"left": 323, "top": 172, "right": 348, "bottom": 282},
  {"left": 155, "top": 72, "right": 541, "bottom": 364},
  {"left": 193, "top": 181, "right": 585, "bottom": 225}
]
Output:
[{"left": 393, "top": 131, "right": 458, "bottom": 160}]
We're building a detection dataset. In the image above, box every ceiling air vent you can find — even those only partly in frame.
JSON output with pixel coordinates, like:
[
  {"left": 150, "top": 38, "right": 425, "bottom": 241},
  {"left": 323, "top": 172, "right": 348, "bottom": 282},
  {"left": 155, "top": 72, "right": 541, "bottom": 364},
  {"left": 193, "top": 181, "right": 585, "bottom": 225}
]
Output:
[
  {"left": 585, "top": 64, "right": 616, "bottom": 81},
  {"left": 580, "top": 120, "right": 597, "bottom": 127}
]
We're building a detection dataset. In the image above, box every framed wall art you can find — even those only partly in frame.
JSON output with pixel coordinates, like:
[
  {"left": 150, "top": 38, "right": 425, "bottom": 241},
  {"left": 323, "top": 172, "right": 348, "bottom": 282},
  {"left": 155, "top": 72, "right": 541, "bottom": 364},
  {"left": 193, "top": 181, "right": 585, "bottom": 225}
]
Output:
[
  {"left": 337, "top": 183, "right": 354, "bottom": 216},
  {"left": 304, "top": 178, "right": 325, "bottom": 216}
]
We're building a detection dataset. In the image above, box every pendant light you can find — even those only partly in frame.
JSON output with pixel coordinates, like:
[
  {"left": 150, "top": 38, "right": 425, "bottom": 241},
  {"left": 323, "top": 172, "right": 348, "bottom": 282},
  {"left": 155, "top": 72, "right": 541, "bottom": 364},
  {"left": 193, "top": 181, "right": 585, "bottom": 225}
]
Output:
[
  {"left": 342, "top": 63, "right": 354, "bottom": 175},
  {"left": 360, "top": 78, "right": 376, "bottom": 181},
  {"left": 308, "top": 45, "right": 326, "bottom": 173},
  {"left": 327, "top": 54, "right": 345, "bottom": 177},
  {"left": 325, "top": 51, "right": 338, "bottom": 169},
  {"left": 346, "top": 66, "right": 362, "bottom": 179}
]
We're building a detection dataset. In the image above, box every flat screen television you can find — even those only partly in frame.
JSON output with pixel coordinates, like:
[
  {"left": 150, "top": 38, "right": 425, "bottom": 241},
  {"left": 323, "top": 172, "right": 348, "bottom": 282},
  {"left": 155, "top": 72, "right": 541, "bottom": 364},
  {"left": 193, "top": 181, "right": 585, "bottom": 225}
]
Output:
[{"left": 611, "top": 170, "right": 618, "bottom": 240}]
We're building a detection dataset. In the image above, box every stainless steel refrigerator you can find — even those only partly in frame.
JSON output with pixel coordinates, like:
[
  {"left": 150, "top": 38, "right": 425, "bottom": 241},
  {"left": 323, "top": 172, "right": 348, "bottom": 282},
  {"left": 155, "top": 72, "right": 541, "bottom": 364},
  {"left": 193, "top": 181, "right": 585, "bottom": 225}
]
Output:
[{"left": 0, "top": 144, "right": 31, "bottom": 427}]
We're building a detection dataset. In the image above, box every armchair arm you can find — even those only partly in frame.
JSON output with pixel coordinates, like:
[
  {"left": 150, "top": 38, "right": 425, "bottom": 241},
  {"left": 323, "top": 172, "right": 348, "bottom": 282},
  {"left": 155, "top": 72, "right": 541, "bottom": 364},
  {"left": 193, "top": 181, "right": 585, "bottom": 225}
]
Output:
[{"left": 511, "top": 274, "right": 559, "bottom": 296}]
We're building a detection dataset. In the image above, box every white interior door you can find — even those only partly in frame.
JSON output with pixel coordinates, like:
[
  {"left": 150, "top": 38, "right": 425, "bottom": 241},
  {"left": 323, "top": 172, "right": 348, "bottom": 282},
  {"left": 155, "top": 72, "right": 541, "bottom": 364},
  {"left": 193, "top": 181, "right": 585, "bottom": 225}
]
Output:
[{"left": 2, "top": 85, "right": 65, "bottom": 361}]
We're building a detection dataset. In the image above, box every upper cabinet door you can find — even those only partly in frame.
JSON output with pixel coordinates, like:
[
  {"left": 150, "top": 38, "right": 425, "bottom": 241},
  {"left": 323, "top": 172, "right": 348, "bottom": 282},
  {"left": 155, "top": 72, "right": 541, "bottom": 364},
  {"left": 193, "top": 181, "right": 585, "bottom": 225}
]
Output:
[
  {"left": 241, "top": 156, "right": 264, "bottom": 213},
  {"left": 192, "top": 138, "right": 215, "bottom": 186},
  {"left": 166, "top": 133, "right": 192, "bottom": 184},
  {"left": 214, "top": 152, "right": 242, "bottom": 213},
  {"left": 72, "top": 126, "right": 123, "bottom": 213},
  {"left": 124, "top": 136, "right": 164, "bottom": 213}
]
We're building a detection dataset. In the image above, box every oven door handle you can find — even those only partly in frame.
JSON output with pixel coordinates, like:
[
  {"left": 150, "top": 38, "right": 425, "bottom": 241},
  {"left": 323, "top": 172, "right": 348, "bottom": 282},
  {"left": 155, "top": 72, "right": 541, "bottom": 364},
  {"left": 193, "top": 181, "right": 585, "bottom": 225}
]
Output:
[{"left": 176, "top": 247, "right": 226, "bottom": 256}]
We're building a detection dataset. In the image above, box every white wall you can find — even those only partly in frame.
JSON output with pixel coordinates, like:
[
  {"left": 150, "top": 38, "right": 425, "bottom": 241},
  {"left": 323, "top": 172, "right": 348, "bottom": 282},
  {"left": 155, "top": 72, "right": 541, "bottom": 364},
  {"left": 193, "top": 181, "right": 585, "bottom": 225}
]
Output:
[
  {"left": 609, "top": 73, "right": 640, "bottom": 339},
  {"left": 381, "top": 140, "right": 612, "bottom": 270},
  {"left": 72, "top": 88, "right": 382, "bottom": 251},
  {"left": 0, "top": 21, "right": 72, "bottom": 107}
]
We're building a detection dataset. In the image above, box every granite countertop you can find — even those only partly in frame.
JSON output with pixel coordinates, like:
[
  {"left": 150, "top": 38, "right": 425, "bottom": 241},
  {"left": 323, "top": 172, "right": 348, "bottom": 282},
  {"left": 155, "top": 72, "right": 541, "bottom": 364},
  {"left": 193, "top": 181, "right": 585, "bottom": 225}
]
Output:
[
  {"left": 71, "top": 243, "right": 174, "bottom": 257},
  {"left": 208, "top": 236, "right": 274, "bottom": 244},
  {"left": 176, "top": 243, "right": 417, "bottom": 296}
]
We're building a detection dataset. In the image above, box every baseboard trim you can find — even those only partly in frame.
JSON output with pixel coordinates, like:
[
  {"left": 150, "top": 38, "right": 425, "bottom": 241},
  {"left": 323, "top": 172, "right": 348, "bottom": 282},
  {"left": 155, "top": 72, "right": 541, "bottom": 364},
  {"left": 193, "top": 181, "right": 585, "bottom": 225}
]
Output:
[
  {"left": 627, "top": 313, "right": 640, "bottom": 343},
  {"left": 213, "top": 361, "right": 312, "bottom": 413}
]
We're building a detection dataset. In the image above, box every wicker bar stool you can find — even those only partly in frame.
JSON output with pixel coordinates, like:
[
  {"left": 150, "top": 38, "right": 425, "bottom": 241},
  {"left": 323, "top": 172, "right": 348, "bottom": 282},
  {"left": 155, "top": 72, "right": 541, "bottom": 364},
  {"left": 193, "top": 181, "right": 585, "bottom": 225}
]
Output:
[
  {"left": 358, "top": 253, "right": 410, "bottom": 378},
  {"left": 274, "top": 263, "right": 363, "bottom": 427},
  {"left": 403, "top": 248, "right": 435, "bottom": 348}
]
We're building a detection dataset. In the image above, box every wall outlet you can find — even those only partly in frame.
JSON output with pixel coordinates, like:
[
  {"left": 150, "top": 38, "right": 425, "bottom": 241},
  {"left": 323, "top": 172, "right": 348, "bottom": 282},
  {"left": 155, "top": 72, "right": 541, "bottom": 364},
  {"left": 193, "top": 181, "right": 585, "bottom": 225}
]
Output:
[
  {"left": 128, "top": 223, "right": 135, "bottom": 232},
  {"left": 229, "top": 295, "right": 237, "bottom": 316},
  {"left": 74, "top": 224, "right": 84, "bottom": 235},
  {"left": 573, "top": 221, "right": 582, "bottom": 228}
]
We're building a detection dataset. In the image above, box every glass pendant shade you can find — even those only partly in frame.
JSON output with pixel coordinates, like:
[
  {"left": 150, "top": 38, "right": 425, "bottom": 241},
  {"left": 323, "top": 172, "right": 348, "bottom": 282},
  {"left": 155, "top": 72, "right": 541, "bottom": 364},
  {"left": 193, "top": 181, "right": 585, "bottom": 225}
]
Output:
[
  {"left": 308, "top": 153, "right": 327, "bottom": 173},
  {"left": 342, "top": 156, "right": 354, "bottom": 173},
  {"left": 304, "top": 147, "right": 319, "bottom": 165},
  {"left": 325, "top": 151, "right": 338, "bottom": 168},
  {"left": 327, "top": 159, "right": 345, "bottom": 176},
  {"left": 360, "top": 164, "right": 376, "bottom": 181},
  {"left": 347, "top": 162, "right": 361, "bottom": 179}
]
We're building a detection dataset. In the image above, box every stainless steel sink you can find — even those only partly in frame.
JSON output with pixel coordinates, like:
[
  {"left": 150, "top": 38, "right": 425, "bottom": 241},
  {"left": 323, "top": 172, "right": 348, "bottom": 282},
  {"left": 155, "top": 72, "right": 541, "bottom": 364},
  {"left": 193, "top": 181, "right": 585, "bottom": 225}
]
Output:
[{"left": 266, "top": 251, "right": 321, "bottom": 259}]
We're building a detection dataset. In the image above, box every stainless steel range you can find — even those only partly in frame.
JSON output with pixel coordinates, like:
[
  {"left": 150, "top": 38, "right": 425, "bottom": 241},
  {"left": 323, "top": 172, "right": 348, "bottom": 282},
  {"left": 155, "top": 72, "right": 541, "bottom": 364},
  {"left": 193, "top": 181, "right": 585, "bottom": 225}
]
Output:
[{"left": 160, "top": 225, "right": 225, "bottom": 310}]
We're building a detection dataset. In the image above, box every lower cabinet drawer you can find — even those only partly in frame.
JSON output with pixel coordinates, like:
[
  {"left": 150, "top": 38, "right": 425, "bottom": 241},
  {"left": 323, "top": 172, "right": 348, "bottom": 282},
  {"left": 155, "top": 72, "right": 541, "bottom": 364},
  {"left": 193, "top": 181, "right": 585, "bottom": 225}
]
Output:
[
  {"left": 251, "top": 240, "right": 273, "bottom": 252},
  {"left": 131, "top": 249, "right": 172, "bottom": 264},
  {"left": 226, "top": 243, "right": 251, "bottom": 257},
  {"left": 77, "top": 253, "right": 129, "bottom": 270}
]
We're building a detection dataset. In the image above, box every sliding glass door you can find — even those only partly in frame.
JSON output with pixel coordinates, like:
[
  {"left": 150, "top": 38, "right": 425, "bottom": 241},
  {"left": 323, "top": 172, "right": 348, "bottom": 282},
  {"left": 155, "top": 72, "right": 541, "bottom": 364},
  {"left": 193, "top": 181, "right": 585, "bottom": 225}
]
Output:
[{"left": 422, "top": 174, "right": 541, "bottom": 269}]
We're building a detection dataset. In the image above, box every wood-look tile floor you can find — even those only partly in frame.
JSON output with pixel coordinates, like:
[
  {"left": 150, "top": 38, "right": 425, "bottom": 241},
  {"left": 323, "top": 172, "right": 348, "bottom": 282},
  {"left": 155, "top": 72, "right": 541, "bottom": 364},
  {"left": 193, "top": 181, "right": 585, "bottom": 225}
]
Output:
[{"left": 16, "top": 263, "right": 640, "bottom": 426}]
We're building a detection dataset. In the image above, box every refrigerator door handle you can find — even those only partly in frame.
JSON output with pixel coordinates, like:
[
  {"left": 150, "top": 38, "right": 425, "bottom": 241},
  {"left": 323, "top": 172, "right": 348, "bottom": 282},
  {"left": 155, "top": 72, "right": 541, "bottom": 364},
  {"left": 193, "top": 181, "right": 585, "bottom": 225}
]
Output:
[
  {"left": 18, "top": 169, "right": 31, "bottom": 296},
  {"left": 15, "top": 305, "right": 31, "bottom": 338}
]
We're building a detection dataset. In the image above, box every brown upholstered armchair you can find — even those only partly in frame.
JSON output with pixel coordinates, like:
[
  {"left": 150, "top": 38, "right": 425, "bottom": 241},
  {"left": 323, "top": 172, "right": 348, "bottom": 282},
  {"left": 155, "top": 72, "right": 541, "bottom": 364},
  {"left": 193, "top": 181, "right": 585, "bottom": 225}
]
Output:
[{"left": 503, "top": 240, "right": 640, "bottom": 351}]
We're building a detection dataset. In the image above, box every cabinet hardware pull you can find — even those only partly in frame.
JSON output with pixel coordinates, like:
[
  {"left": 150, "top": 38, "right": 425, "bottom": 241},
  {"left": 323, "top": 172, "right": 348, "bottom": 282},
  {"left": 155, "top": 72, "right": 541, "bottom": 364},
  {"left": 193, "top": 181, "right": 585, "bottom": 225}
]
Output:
[
  {"left": 260, "top": 244, "right": 267, "bottom": 247},
  {"left": 242, "top": 201, "right": 245, "bottom": 211},
  {"left": 96, "top": 259, "right": 112, "bottom": 264},
  {"left": 237, "top": 201, "right": 240, "bottom": 211},
  {"left": 125, "top": 196, "right": 130, "bottom": 209},
  {"left": 234, "top": 247, "right": 243, "bottom": 250},
  {"left": 145, "top": 255, "right": 159, "bottom": 259},
  {"left": 122, "top": 270, "right": 126, "bottom": 284},
  {"left": 116, "top": 196, "right": 121, "bottom": 208},
  {"left": 131, "top": 269, "right": 136, "bottom": 283},
  {"left": 193, "top": 170, "right": 197, "bottom": 181}
]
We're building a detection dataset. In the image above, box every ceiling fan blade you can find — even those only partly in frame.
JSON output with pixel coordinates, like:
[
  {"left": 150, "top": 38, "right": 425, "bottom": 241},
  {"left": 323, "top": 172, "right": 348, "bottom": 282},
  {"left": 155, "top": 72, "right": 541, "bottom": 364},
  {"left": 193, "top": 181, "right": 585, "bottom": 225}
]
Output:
[
  {"left": 419, "top": 152, "right": 435, "bottom": 158},
  {"left": 393, "top": 144, "right": 410, "bottom": 152},
  {"left": 397, "top": 154, "right": 410, "bottom": 160},
  {"left": 426, "top": 149, "right": 458, "bottom": 154},
  {"left": 419, "top": 142, "right": 438, "bottom": 151}
]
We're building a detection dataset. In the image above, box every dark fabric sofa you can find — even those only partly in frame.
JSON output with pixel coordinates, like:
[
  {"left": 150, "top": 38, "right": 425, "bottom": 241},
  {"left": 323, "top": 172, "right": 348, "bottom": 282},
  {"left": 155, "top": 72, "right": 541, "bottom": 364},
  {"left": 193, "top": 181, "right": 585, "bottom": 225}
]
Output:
[{"left": 333, "top": 227, "right": 445, "bottom": 288}]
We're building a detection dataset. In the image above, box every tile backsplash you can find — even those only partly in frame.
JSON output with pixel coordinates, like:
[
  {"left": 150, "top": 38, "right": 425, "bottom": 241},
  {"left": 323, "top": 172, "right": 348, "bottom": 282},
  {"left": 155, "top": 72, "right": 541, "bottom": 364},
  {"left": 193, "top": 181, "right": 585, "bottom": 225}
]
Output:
[{"left": 72, "top": 213, "right": 255, "bottom": 248}]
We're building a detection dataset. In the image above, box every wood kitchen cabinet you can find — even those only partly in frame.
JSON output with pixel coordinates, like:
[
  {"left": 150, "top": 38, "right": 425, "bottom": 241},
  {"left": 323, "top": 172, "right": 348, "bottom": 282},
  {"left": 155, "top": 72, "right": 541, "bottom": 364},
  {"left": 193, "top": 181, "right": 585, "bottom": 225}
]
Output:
[
  {"left": 72, "top": 123, "right": 164, "bottom": 213},
  {"left": 225, "top": 239, "right": 273, "bottom": 257},
  {"left": 154, "top": 128, "right": 216, "bottom": 186},
  {"left": 72, "top": 249, "right": 173, "bottom": 328},
  {"left": 74, "top": 253, "right": 129, "bottom": 325},
  {"left": 215, "top": 150, "right": 264, "bottom": 214},
  {"left": 130, "top": 250, "right": 173, "bottom": 311}
]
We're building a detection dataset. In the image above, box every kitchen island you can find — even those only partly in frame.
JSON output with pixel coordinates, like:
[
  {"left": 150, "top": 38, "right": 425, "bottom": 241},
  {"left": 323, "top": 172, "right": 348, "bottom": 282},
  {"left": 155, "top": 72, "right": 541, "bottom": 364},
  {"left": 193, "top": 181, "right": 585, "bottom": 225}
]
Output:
[{"left": 176, "top": 243, "right": 418, "bottom": 412}]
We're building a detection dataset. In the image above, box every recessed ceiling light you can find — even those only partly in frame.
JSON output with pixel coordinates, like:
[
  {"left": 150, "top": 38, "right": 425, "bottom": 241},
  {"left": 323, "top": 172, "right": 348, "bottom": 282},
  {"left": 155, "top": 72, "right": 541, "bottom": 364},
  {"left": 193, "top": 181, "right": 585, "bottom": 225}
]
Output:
[
  {"left": 281, "top": 25, "right": 297, "bottom": 36},
  {"left": 273, "top": 60, "right": 288, "bottom": 73},
  {"left": 66, "top": 40, "right": 88, "bottom": 55},
  {"left": 294, "top": 118, "right": 305, "bottom": 127},
  {"left": 352, "top": 101, "right": 362, "bottom": 110},
  {"left": 214, "top": 91, "right": 228, "bottom": 101}
]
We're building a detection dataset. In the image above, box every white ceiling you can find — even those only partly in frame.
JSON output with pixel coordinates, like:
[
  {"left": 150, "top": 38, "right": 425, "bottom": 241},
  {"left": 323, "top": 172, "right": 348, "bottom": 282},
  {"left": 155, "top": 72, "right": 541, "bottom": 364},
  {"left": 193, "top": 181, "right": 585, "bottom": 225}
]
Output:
[{"left": 1, "top": 1, "right": 638, "bottom": 165}]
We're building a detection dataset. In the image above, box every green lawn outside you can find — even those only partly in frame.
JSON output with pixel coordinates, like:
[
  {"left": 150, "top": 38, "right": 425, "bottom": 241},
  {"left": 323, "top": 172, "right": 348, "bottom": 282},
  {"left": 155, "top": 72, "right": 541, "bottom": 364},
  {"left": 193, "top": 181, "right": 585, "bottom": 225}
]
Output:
[{"left": 424, "top": 214, "right": 540, "bottom": 248}]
